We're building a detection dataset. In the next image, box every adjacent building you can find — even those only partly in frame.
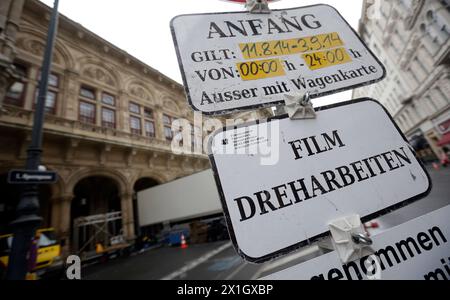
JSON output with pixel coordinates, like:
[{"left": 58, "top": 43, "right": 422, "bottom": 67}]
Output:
[
  {"left": 0, "top": 0, "right": 271, "bottom": 255},
  {"left": 353, "top": 0, "right": 450, "bottom": 162}
]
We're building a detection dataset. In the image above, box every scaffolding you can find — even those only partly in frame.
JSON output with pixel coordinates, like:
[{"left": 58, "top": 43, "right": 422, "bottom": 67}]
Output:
[{"left": 73, "top": 212, "right": 127, "bottom": 257}]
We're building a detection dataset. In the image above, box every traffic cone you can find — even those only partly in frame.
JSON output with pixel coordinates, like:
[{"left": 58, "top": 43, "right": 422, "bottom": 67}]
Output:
[
  {"left": 180, "top": 234, "right": 188, "bottom": 249},
  {"left": 96, "top": 243, "right": 105, "bottom": 254}
]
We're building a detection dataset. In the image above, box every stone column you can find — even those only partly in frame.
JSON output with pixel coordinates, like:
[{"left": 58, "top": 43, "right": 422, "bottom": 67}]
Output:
[
  {"left": 23, "top": 65, "right": 39, "bottom": 110},
  {"left": 117, "top": 90, "right": 127, "bottom": 131},
  {"left": 1, "top": 0, "right": 24, "bottom": 56},
  {"left": 121, "top": 192, "right": 135, "bottom": 242},
  {"left": 155, "top": 106, "right": 165, "bottom": 141},
  {"left": 58, "top": 195, "right": 73, "bottom": 256},
  {"left": 95, "top": 89, "right": 102, "bottom": 127},
  {"left": 50, "top": 198, "right": 61, "bottom": 232},
  {"left": 126, "top": 194, "right": 135, "bottom": 240},
  {"left": 0, "top": 1, "right": 13, "bottom": 30},
  {"left": 4, "top": 0, "right": 24, "bottom": 30},
  {"left": 431, "top": 86, "right": 449, "bottom": 109},
  {"left": 63, "top": 69, "right": 80, "bottom": 120}
]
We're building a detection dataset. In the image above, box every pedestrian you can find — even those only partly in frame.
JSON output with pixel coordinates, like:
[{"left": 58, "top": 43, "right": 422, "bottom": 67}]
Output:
[
  {"left": 26, "top": 232, "right": 40, "bottom": 280},
  {"left": 441, "top": 147, "right": 449, "bottom": 168}
]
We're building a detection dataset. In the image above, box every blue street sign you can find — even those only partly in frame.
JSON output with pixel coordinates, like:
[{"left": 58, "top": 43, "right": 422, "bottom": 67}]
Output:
[{"left": 8, "top": 170, "right": 58, "bottom": 185}]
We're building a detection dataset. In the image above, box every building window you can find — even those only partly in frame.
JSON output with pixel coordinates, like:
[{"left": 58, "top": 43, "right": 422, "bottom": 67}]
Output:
[
  {"left": 163, "top": 114, "right": 171, "bottom": 125},
  {"left": 80, "top": 86, "right": 96, "bottom": 100},
  {"left": 434, "top": 87, "right": 449, "bottom": 107},
  {"left": 163, "top": 114, "right": 174, "bottom": 141},
  {"left": 407, "top": 68, "right": 420, "bottom": 86},
  {"left": 79, "top": 101, "right": 96, "bottom": 124},
  {"left": 414, "top": 57, "right": 428, "bottom": 80},
  {"left": 34, "top": 90, "right": 57, "bottom": 114},
  {"left": 144, "top": 107, "right": 155, "bottom": 138},
  {"left": 34, "top": 72, "right": 59, "bottom": 114},
  {"left": 102, "top": 93, "right": 116, "bottom": 106},
  {"left": 39, "top": 72, "right": 59, "bottom": 88},
  {"left": 48, "top": 73, "right": 59, "bottom": 87},
  {"left": 144, "top": 107, "right": 153, "bottom": 119},
  {"left": 128, "top": 104, "right": 156, "bottom": 138},
  {"left": 79, "top": 86, "right": 118, "bottom": 127},
  {"left": 5, "top": 64, "right": 28, "bottom": 107},
  {"left": 99, "top": 93, "right": 116, "bottom": 129},
  {"left": 102, "top": 107, "right": 116, "bottom": 129},
  {"left": 130, "top": 116, "right": 142, "bottom": 135},
  {"left": 145, "top": 121, "right": 155, "bottom": 138},
  {"left": 5, "top": 82, "right": 26, "bottom": 107},
  {"left": 164, "top": 127, "right": 173, "bottom": 141},
  {"left": 128, "top": 102, "right": 140, "bottom": 135},
  {"left": 79, "top": 85, "right": 97, "bottom": 124},
  {"left": 129, "top": 102, "right": 140, "bottom": 114}
]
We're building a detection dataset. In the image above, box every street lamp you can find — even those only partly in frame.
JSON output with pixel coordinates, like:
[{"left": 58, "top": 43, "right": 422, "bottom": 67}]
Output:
[{"left": 6, "top": 0, "right": 60, "bottom": 280}]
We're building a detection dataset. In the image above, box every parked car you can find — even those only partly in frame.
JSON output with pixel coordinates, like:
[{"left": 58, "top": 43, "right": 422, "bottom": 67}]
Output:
[{"left": 0, "top": 228, "right": 64, "bottom": 280}]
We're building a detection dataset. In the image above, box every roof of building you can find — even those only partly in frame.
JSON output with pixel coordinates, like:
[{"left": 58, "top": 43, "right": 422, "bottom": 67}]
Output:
[{"left": 28, "top": 0, "right": 184, "bottom": 93}]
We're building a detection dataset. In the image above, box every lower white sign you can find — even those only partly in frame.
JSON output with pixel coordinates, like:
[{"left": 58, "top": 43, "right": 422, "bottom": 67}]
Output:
[
  {"left": 262, "top": 205, "right": 450, "bottom": 280},
  {"left": 209, "top": 99, "right": 431, "bottom": 263}
]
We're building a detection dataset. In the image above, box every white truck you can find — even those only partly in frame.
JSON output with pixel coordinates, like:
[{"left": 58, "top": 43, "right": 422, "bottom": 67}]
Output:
[{"left": 137, "top": 169, "right": 223, "bottom": 227}]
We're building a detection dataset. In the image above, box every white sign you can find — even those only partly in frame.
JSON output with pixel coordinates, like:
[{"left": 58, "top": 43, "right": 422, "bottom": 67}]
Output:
[
  {"left": 208, "top": 99, "right": 431, "bottom": 263},
  {"left": 263, "top": 205, "right": 450, "bottom": 280},
  {"left": 171, "top": 5, "right": 386, "bottom": 115}
]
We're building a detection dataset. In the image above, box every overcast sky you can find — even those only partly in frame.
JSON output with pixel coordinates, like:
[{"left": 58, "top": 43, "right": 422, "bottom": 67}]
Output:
[{"left": 39, "top": 0, "right": 364, "bottom": 106}]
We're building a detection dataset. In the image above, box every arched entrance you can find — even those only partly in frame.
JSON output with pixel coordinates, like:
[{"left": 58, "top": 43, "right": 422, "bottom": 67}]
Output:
[
  {"left": 71, "top": 176, "right": 121, "bottom": 253},
  {"left": 133, "top": 178, "right": 159, "bottom": 238},
  {"left": 0, "top": 173, "right": 52, "bottom": 235}
]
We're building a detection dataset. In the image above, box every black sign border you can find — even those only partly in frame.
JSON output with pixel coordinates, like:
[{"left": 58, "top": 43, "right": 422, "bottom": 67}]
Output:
[
  {"left": 208, "top": 98, "right": 432, "bottom": 264},
  {"left": 171, "top": 4, "right": 387, "bottom": 116}
]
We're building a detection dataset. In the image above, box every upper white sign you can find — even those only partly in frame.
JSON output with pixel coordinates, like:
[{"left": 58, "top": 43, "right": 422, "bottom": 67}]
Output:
[
  {"left": 208, "top": 99, "right": 431, "bottom": 263},
  {"left": 171, "top": 5, "right": 386, "bottom": 115}
]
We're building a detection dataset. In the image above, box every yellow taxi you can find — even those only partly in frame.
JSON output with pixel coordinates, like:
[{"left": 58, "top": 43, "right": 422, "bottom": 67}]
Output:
[{"left": 0, "top": 228, "right": 64, "bottom": 279}]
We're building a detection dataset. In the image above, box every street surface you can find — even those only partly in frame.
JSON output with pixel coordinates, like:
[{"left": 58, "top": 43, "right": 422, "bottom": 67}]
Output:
[{"left": 83, "top": 166, "right": 450, "bottom": 280}]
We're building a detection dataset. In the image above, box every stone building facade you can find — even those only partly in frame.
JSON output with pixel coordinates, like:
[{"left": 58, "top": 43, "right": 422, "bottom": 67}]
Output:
[
  {"left": 353, "top": 0, "right": 450, "bottom": 162},
  {"left": 0, "top": 0, "right": 227, "bottom": 254}
]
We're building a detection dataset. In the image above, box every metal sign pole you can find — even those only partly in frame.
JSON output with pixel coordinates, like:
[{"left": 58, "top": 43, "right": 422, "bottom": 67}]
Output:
[{"left": 6, "top": 0, "right": 60, "bottom": 280}]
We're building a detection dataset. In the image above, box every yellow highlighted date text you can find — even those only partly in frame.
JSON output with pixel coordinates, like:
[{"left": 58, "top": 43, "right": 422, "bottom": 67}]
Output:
[
  {"left": 239, "top": 32, "right": 344, "bottom": 60},
  {"left": 236, "top": 58, "right": 286, "bottom": 81}
]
